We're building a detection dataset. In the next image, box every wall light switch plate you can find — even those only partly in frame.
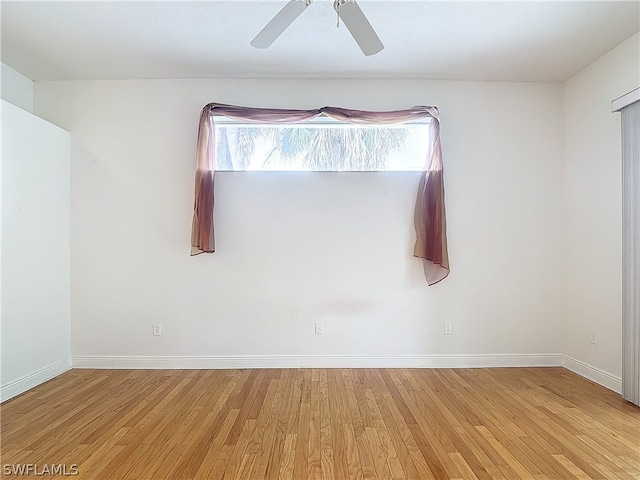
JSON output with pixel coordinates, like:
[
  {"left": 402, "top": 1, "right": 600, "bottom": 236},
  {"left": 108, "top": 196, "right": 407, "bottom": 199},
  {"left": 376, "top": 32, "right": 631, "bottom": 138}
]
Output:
[
  {"left": 315, "top": 322, "right": 323, "bottom": 335},
  {"left": 153, "top": 324, "right": 161, "bottom": 336},
  {"left": 444, "top": 323, "right": 452, "bottom": 335}
]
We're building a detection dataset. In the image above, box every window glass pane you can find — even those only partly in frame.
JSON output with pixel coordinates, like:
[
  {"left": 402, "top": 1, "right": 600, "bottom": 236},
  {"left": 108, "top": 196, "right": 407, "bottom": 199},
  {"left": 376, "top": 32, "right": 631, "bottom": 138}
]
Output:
[{"left": 214, "top": 122, "right": 429, "bottom": 171}]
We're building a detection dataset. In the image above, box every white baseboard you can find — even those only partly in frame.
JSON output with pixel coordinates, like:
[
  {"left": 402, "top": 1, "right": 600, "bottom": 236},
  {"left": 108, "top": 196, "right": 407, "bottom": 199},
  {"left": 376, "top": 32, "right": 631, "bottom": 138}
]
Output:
[
  {"left": 72, "top": 353, "right": 564, "bottom": 370},
  {"left": 24, "top": 355, "right": 619, "bottom": 395},
  {"left": 1, "top": 357, "right": 72, "bottom": 403},
  {"left": 1, "top": 355, "right": 615, "bottom": 398},
  {"left": 562, "top": 355, "right": 622, "bottom": 394}
]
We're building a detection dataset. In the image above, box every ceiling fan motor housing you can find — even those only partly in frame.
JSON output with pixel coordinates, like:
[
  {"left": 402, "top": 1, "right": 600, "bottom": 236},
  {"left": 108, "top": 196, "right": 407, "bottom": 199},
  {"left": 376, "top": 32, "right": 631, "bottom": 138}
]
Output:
[{"left": 251, "top": 0, "right": 383, "bottom": 56}]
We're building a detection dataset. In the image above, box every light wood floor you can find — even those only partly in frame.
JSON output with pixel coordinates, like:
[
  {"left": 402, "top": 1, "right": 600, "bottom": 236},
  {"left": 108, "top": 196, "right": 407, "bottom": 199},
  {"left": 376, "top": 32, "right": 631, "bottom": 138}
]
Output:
[{"left": 1, "top": 368, "right": 638, "bottom": 479}]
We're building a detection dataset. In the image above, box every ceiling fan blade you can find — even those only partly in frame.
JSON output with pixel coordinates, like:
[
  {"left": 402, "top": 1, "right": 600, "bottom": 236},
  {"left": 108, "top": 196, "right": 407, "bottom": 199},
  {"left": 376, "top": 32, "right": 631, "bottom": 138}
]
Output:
[
  {"left": 251, "top": 0, "right": 310, "bottom": 49},
  {"left": 335, "top": 0, "right": 383, "bottom": 56}
]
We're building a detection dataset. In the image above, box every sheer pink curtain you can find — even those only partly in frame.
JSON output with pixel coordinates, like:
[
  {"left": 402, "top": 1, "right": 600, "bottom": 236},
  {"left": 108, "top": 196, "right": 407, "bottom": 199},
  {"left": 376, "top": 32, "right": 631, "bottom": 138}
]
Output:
[{"left": 191, "top": 103, "right": 449, "bottom": 285}]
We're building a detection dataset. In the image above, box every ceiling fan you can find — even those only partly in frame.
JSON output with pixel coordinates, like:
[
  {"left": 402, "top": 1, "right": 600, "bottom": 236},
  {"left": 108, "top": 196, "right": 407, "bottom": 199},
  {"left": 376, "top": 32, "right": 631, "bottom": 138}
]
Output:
[{"left": 251, "top": 0, "right": 384, "bottom": 56}]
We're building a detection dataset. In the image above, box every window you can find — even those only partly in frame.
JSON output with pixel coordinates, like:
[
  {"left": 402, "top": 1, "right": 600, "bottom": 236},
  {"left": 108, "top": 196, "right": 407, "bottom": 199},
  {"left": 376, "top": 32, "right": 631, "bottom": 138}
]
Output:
[{"left": 214, "top": 119, "right": 430, "bottom": 171}]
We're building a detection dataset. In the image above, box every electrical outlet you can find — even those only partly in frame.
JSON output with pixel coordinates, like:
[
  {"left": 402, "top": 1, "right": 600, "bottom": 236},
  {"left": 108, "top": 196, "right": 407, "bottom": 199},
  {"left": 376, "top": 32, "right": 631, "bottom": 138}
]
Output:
[
  {"left": 444, "top": 323, "right": 452, "bottom": 335},
  {"left": 315, "top": 322, "right": 323, "bottom": 335},
  {"left": 590, "top": 332, "right": 597, "bottom": 344},
  {"left": 153, "top": 324, "right": 162, "bottom": 336}
]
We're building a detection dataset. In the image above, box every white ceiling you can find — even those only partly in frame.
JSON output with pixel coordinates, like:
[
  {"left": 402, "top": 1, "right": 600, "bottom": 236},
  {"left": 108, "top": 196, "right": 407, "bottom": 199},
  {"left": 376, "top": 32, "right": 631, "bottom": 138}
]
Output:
[{"left": 1, "top": 0, "right": 638, "bottom": 82}]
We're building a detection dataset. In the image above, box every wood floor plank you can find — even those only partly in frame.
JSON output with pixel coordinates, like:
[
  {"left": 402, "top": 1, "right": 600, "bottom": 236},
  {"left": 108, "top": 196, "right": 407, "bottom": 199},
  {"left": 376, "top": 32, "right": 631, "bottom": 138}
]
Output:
[
  {"left": 330, "top": 372, "right": 348, "bottom": 480},
  {"left": 264, "top": 369, "right": 295, "bottom": 480},
  {"left": 307, "top": 378, "right": 323, "bottom": 480},
  {"left": 354, "top": 424, "right": 378, "bottom": 480},
  {"left": 278, "top": 433, "right": 297, "bottom": 480},
  {"left": 1, "top": 367, "right": 638, "bottom": 480},
  {"left": 293, "top": 400, "right": 310, "bottom": 480},
  {"left": 223, "top": 418, "right": 257, "bottom": 480},
  {"left": 365, "top": 426, "right": 392, "bottom": 480},
  {"left": 319, "top": 370, "right": 336, "bottom": 480},
  {"left": 192, "top": 410, "right": 240, "bottom": 480},
  {"left": 209, "top": 444, "right": 234, "bottom": 480},
  {"left": 342, "top": 423, "right": 364, "bottom": 480},
  {"left": 386, "top": 427, "right": 419, "bottom": 480}
]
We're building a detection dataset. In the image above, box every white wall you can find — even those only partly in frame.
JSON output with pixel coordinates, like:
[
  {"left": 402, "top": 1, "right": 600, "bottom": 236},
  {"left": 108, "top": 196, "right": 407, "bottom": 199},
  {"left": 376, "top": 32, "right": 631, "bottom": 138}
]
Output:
[
  {"left": 33, "top": 79, "right": 565, "bottom": 365},
  {"left": 1, "top": 63, "right": 33, "bottom": 112},
  {"left": 563, "top": 33, "right": 640, "bottom": 378},
  {"left": 1, "top": 100, "right": 71, "bottom": 401}
]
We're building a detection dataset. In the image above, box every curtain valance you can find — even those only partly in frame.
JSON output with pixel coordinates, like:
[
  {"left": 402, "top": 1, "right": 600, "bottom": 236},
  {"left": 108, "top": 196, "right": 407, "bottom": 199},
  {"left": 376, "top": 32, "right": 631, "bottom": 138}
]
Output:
[{"left": 191, "top": 103, "right": 449, "bottom": 285}]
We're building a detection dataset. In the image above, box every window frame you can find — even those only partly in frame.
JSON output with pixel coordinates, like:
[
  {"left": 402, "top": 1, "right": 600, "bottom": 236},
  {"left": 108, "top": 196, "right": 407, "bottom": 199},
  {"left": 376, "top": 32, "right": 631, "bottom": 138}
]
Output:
[{"left": 212, "top": 116, "right": 432, "bottom": 172}]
